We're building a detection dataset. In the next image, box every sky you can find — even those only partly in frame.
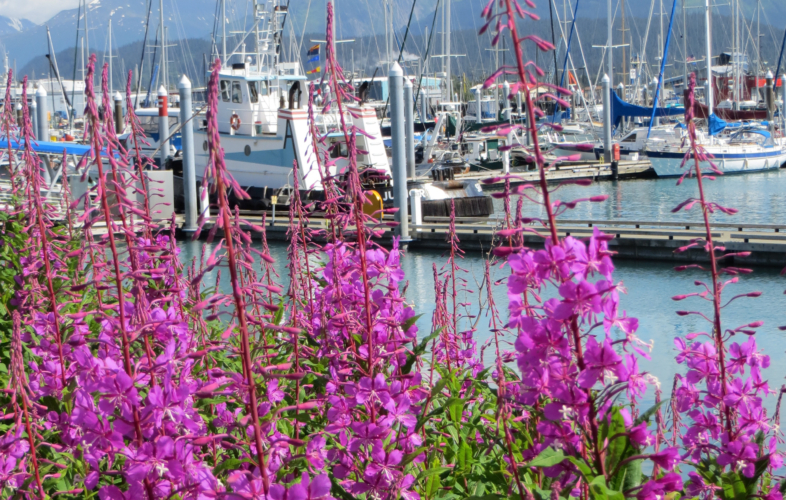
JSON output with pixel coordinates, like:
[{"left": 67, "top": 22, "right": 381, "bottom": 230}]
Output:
[{"left": 0, "top": 0, "right": 79, "bottom": 24}]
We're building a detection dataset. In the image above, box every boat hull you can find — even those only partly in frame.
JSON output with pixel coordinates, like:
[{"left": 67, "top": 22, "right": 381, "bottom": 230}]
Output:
[{"left": 647, "top": 148, "right": 786, "bottom": 177}]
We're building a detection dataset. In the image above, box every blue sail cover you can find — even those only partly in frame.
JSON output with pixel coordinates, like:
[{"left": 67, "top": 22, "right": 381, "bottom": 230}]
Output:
[
  {"left": 708, "top": 114, "right": 727, "bottom": 136},
  {"left": 610, "top": 91, "right": 683, "bottom": 130}
]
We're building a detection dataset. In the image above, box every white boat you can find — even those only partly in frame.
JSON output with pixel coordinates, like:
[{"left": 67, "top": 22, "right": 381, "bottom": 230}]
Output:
[
  {"left": 191, "top": 0, "right": 392, "bottom": 202},
  {"left": 645, "top": 130, "right": 786, "bottom": 177}
]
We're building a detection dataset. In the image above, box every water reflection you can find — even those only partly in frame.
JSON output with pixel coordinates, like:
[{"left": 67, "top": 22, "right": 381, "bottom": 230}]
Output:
[{"left": 179, "top": 238, "right": 786, "bottom": 411}]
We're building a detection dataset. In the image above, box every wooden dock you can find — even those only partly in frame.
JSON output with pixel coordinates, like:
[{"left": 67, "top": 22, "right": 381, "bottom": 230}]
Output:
[{"left": 411, "top": 159, "right": 655, "bottom": 187}]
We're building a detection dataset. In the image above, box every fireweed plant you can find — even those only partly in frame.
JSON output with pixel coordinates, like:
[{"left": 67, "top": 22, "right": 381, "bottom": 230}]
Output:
[
  {"left": 671, "top": 73, "right": 783, "bottom": 500},
  {"left": 480, "top": 0, "right": 687, "bottom": 498},
  {"left": 1, "top": 4, "right": 784, "bottom": 500}
]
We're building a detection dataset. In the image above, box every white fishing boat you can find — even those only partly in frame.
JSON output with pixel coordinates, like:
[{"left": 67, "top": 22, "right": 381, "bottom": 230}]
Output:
[
  {"left": 191, "top": 0, "right": 392, "bottom": 203},
  {"left": 645, "top": 129, "right": 786, "bottom": 177}
]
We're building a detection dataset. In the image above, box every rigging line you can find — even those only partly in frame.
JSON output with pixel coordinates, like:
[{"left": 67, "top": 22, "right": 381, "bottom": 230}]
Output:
[
  {"left": 360, "top": 0, "right": 382, "bottom": 73},
  {"left": 592, "top": 0, "right": 620, "bottom": 89},
  {"left": 415, "top": 0, "right": 442, "bottom": 106},
  {"left": 548, "top": 0, "right": 559, "bottom": 84},
  {"left": 69, "top": 0, "right": 83, "bottom": 130},
  {"left": 297, "top": 0, "right": 313, "bottom": 54},
  {"left": 396, "top": 0, "right": 418, "bottom": 64},
  {"left": 134, "top": 0, "right": 155, "bottom": 109}
]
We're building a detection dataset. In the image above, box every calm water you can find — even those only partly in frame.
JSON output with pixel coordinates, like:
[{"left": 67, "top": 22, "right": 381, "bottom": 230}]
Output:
[
  {"left": 180, "top": 235, "right": 786, "bottom": 411},
  {"left": 493, "top": 167, "right": 786, "bottom": 224}
]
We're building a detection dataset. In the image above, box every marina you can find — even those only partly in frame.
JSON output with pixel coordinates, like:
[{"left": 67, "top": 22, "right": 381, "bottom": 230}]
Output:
[{"left": 4, "top": 0, "right": 786, "bottom": 497}]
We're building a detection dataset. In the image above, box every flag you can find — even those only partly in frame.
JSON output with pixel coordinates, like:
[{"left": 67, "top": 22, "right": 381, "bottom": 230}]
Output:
[
  {"left": 306, "top": 66, "right": 321, "bottom": 75},
  {"left": 307, "top": 55, "right": 320, "bottom": 64},
  {"left": 307, "top": 44, "right": 320, "bottom": 57}
]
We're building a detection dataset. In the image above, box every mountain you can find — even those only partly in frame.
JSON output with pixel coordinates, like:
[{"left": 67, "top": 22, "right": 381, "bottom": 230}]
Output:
[
  {"left": 4, "top": 0, "right": 786, "bottom": 81},
  {"left": 0, "top": 16, "right": 36, "bottom": 37}
]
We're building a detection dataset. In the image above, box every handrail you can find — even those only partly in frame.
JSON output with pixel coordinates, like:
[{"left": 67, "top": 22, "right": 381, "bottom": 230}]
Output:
[{"left": 422, "top": 216, "right": 786, "bottom": 232}]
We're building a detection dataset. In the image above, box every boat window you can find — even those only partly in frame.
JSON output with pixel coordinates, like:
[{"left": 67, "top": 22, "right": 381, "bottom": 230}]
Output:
[
  {"left": 330, "top": 141, "right": 348, "bottom": 159},
  {"left": 259, "top": 81, "right": 269, "bottom": 96},
  {"left": 220, "top": 80, "right": 231, "bottom": 102},
  {"left": 622, "top": 133, "right": 637, "bottom": 143},
  {"left": 249, "top": 82, "right": 259, "bottom": 103},
  {"left": 232, "top": 82, "right": 243, "bottom": 103}
]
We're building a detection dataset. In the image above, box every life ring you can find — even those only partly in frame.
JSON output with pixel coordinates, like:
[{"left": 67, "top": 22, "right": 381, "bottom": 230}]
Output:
[{"left": 230, "top": 114, "right": 241, "bottom": 131}]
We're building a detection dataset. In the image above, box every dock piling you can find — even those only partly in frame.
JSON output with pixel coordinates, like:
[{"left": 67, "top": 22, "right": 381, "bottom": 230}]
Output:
[
  {"left": 36, "top": 85, "right": 54, "bottom": 185},
  {"left": 404, "top": 78, "right": 415, "bottom": 179},
  {"left": 114, "top": 92, "right": 124, "bottom": 135},
  {"left": 179, "top": 76, "right": 198, "bottom": 233},
  {"left": 765, "top": 72, "right": 774, "bottom": 126},
  {"left": 389, "top": 62, "right": 409, "bottom": 241},
  {"left": 410, "top": 189, "right": 423, "bottom": 233},
  {"left": 157, "top": 86, "right": 170, "bottom": 169},
  {"left": 602, "top": 74, "right": 612, "bottom": 164}
]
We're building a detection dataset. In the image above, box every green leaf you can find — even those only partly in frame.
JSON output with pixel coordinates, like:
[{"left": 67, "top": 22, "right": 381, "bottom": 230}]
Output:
[
  {"left": 401, "top": 446, "right": 429, "bottom": 468},
  {"left": 417, "top": 466, "right": 451, "bottom": 482},
  {"left": 402, "top": 313, "right": 423, "bottom": 332},
  {"left": 431, "top": 378, "right": 448, "bottom": 400},
  {"left": 447, "top": 397, "right": 465, "bottom": 423},
  {"left": 721, "top": 471, "right": 748, "bottom": 500},
  {"left": 621, "top": 459, "right": 642, "bottom": 492},
  {"left": 566, "top": 456, "right": 593, "bottom": 479},
  {"left": 526, "top": 447, "right": 566, "bottom": 468},
  {"left": 213, "top": 458, "right": 250, "bottom": 476},
  {"left": 589, "top": 476, "right": 625, "bottom": 500},
  {"left": 458, "top": 440, "right": 473, "bottom": 472},
  {"left": 634, "top": 399, "right": 669, "bottom": 427},
  {"left": 741, "top": 455, "right": 771, "bottom": 492},
  {"left": 330, "top": 476, "right": 355, "bottom": 500},
  {"left": 403, "top": 328, "right": 443, "bottom": 374},
  {"left": 604, "top": 407, "right": 629, "bottom": 477}
]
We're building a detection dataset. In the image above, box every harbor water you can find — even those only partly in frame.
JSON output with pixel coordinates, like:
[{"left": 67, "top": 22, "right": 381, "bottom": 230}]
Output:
[
  {"left": 180, "top": 208, "right": 786, "bottom": 412},
  {"left": 493, "top": 167, "right": 786, "bottom": 224}
]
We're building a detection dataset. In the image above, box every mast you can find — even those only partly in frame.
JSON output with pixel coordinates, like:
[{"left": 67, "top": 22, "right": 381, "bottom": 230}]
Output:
[
  {"left": 756, "top": 0, "right": 760, "bottom": 101},
  {"left": 607, "top": 0, "right": 612, "bottom": 89},
  {"left": 108, "top": 18, "right": 113, "bottom": 94},
  {"left": 705, "top": 0, "right": 712, "bottom": 113},
  {"left": 682, "top": 0, "right": 687, "bottom": 89},
  {"left": 621, "top": 0, "right": 626, "bottom": 100},
  {"left": 222, "top": 0, "right": 227, "bottom": 65},
  {"left": 160, "top": 0, "right": 168, "bottom": 87},
  {"left": 446, "top": 0, "right": 451, "bottom": 99}
]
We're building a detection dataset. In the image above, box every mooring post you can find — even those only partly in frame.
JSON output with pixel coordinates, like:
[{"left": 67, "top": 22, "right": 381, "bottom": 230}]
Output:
[
  {"left": 765, "top": 71, "right": 774, "bottom": 129},
  {"left": 602, "top": 74, "right": 612, "bottom": 164},
  {"left": 389, "top": 62, "right": 409, "bottom": 241},
  {"left": 157, "top": 85, "right": 170, "bottom": 169},
  {"left": 476, "top": 85, "right": 482, "bottom": 122},
  {"left": 502, "top": 81, "right": 511, "bottom": 122},
  {"left": 114, "top": 92, "right": 124, "bottom": 135},
  {"left": 404, "top": 78, "right": 416, "bottom": 179},
  {"left": 36, "top": 85, "right": 54, "bottom": 185},
  {"left": 409, "top": 188, "right": 423, "bottom": 235},
  {"left": 179, "top": 75, "right": 198, "bottom": 233},
  {"left": 28, "top": 99, "right": 38, "bottom": 136}
]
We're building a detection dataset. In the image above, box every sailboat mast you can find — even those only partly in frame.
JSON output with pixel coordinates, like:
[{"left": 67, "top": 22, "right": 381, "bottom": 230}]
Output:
[
  {"left": 222, "top": 0, "right": 227, "bottom": 65},
  {"left": 607, "top": 0, "right": 612, "bottom": 88},
  {"left": 705, "top": 0, "right": 712, "bottom": 113},
  {"left": 109, "top": 18, "right": 113, "bottom": 94},
  {"left": 446, "top": 0, "right": 451, "bottom": 99},
  {"left": 682, "top": 0, "right": 687, "bottom": 89},
  {"left": 621, "top": 0, "right": 626, "bottom": 100},
  {"left": 160, "top": 0, "right": 166, "bottom": 87}
]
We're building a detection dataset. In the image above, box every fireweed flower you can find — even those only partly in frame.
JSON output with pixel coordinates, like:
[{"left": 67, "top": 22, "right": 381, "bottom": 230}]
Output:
[{"left": 672, "top": 73, "right": 782, "bottom": 494}]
